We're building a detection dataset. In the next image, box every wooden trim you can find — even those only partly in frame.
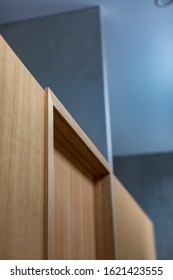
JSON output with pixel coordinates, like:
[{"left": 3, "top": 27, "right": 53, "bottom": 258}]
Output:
[
  {"left": 44, "top": 89, "right": 55, "bottom": 259},
  {"left": 44, "top": 90, "right": 48, "bottom": 260},
  {"left": 49, "top": 88, "right": 110, "bottom": 177},
  {"left": 46, "top": 87, "right": 115, "bottom": 259},
  {"left": 95, "top": 174, "right": 116, "bottom": 259}
]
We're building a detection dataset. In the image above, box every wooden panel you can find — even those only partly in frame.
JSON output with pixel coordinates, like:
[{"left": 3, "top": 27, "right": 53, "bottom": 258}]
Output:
[
  {"left": 114, "top": 176, "right": 156, "bottom": 260},
  {"left": 0, "top": 36, "right": 45, "bottom": 259},
  {"left": 95, "top": 174, "right": 115, "bottom": 259},
  {"left": 54, "top": 140, "right": 96, "bottom": 259},
  {"left": 46, "top": 88, "right": 115, "bottom": 260}
]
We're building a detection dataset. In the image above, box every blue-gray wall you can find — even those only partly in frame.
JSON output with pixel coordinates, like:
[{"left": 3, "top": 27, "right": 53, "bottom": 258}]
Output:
[
  {"left": 114, "top": 153, "right": 173, "bottom": 260},
  {"left": 0, "top": 7, "right": 107, "bottom": 159}
]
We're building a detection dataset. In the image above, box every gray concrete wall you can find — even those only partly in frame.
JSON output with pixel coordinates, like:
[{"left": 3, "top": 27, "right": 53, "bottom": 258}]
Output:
[
  {"left": 0, "top": 7, "right": 108, "bottom": 159},
  {"left": 114, "top": 153, "right": 173, "bottom": 260}
]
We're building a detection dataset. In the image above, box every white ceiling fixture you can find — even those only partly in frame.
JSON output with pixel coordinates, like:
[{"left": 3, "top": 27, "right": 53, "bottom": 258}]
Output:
[{"left": 155, "top": 0, "right": 173, "bottom": 7}]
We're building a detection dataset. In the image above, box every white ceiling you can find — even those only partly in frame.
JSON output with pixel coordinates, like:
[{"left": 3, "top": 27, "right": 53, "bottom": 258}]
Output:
[{"left": 1, "top": 0, "right": 173, "bottom": 156}]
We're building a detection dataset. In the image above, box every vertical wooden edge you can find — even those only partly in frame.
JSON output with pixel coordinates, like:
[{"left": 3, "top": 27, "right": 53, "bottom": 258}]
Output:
[
  {"left": 113, "top": 176, "right": 122, "bottom": 260},
  {"left": 44, "top": 89, "right": 48, "bottom": 260},
  {"left": 95, "top": 174, "right": 116, "bottom": 259},
  {"left": 44, "top": 87, "right": 55, "bottom": 259},
  {"left": 110, "top": 173, "right": 119, "bottom": 259}
]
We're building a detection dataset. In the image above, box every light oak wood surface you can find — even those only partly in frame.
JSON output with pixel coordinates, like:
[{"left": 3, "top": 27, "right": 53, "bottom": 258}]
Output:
[
  {"left": 46, "top": 88, "right": 115, "bottom": 259},
  {"left": 0, "top": 35, "right": 45, "bottom": 259},
  {"left": 54, "top": 140, "right": 97, "bottom": 259},
  {"left": 114, "top": 176, "right": 156, "bottom": 260},
  {"left": 95, "top": 174, "right": 115, "bottom": 259},
  {"left": 0, "top": 37, "right": 156, "bottom": 260}
]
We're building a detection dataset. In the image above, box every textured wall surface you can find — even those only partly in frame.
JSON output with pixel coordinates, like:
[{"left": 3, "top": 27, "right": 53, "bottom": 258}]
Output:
[
  {"left": 0, "top": 7, "right": 107, "bottom": 159},
  {"left": 114, "top": 153, "right": 173, "bottom": 260}
]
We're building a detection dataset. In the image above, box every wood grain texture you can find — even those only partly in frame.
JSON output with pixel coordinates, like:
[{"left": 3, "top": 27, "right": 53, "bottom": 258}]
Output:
[
  {"left": 54, "top": 140, "right": 96, "bottom": 259},
  {"left": 47, "top": 88, "right": 115, "bottom": 259},
  {"left": 0, "top": 36, "right": 45, "bottom": 259},
  {"left": 95, "top": 174, "right": 115, "bottom": 259},
  {"left": 114, "top": 176, "right": 156, "bottom": 260}
]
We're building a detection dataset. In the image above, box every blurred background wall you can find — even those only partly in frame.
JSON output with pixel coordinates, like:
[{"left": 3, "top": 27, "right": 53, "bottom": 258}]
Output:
[{"left": 0, "top": 7, "right": 108, "bottom": 159}]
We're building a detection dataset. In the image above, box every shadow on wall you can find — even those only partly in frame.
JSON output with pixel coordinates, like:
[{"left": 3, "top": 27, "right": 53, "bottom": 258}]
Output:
[{"left": 114, "top": 152, "right": 173, "bottom": 260}]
